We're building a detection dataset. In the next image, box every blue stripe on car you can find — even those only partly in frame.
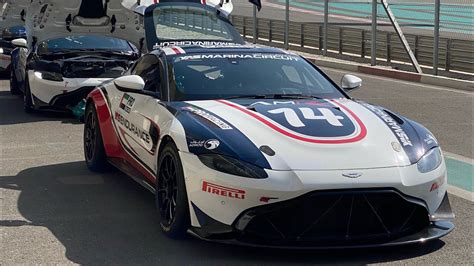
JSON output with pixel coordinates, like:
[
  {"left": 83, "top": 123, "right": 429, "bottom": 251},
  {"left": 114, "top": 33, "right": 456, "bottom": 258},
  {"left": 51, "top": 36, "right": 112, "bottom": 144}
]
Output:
[{"left": 165, "top": 102, "right": 271, "bottom": 169}]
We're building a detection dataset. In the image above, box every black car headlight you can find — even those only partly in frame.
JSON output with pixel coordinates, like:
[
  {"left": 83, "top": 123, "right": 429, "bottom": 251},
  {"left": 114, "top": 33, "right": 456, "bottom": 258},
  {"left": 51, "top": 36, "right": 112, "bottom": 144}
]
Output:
[
  {"left": 417, "top": 147, "right": 443, "bottom": 173},
  {"left": 36, "top": 71, "right": 64, "bottom": 82},
  {"left": 198, "top": 154, "right": 268, "bottom": 179}
]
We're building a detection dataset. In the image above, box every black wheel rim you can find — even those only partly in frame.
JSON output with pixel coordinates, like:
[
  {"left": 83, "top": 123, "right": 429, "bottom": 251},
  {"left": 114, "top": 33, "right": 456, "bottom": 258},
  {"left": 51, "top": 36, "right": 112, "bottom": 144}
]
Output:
[
  {"left": 157, "top": 154, "right": 178, "bottom": 227},
  {"left": 84, "top": 110, "right": 97, "bottom": 162}
]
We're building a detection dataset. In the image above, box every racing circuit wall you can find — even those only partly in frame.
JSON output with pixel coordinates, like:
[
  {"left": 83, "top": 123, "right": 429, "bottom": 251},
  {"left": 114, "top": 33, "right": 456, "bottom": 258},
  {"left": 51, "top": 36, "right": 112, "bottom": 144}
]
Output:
[{"left": 231, "top": 0, "right": 474, "bottom": 78}]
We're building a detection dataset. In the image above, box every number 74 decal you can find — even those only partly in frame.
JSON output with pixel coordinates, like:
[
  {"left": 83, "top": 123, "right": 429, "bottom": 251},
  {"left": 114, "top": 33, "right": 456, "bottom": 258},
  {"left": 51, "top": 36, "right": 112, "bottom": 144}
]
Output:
[{"left": 268, "top": 107, "right": 344, "bottom": 128}]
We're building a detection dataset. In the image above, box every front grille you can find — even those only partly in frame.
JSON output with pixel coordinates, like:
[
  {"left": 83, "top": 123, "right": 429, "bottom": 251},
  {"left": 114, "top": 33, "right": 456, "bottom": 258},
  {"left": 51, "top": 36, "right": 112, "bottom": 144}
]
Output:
[
  {"left": 62, "top": 61, "right": 127, "bottom": 79},
  {"left": 234, "top": 189, "right": 430, "bottom": 246},
  {"left": 50, "top": 86, "right": 96, "bottom": 109}
]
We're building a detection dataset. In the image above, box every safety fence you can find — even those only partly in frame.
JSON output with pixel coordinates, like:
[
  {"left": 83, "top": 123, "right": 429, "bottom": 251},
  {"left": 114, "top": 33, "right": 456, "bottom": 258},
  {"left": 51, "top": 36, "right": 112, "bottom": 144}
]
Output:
[{"left": 229, "top": 15, "right": 473, "bottom": 75}]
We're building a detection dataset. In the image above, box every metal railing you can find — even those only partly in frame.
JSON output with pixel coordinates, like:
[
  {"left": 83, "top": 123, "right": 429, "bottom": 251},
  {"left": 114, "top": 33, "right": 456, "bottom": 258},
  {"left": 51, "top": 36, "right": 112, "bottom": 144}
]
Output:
[{"left": 230, "top": 15, "right": 474, "bottom": 75}]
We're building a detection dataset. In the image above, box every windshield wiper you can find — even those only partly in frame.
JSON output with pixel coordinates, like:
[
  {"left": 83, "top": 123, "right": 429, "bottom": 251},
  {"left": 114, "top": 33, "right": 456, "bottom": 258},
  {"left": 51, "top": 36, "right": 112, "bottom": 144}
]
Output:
[
  {"left": 224, "top": 94, "right": 268, "bottom": 100},
  {"left": 224, "top": 94, "right": 323, "bottom": 100},
  {"left": 45, "top": 49, "right": 132, "bottom": 56}
]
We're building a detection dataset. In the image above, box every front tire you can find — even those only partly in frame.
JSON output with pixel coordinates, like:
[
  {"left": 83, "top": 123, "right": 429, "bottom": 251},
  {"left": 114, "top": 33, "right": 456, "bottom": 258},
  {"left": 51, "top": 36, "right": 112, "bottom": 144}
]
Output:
[
  {"left": 23, "top": 77, "right": 35, "bottom": 113},
  {"left": 84, "top": 102, "right": 109, "bottom": 171},
  {"left": 156, "top": 142, "right": 190, "bottom": 239},
  {"left": 9, "top": 68, "right": 21, "bottom": 95}
]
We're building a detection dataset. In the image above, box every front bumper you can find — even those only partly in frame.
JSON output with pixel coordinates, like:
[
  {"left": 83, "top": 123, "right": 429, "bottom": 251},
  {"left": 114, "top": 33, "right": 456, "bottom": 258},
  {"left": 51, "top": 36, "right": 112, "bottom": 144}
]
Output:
[
  {"left": 188, "top": 191, "right": 454, "bottom": 249},
  {"left": 180, "top": 152, "right": 453, "bottom": 248},
  {"left": 28, "top": 70, "right": 111, "bottom": 109}
]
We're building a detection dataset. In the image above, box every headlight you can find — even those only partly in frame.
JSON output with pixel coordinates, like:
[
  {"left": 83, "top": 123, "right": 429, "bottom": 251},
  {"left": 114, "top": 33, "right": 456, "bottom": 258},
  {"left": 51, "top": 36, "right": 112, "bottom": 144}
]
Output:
[
  {"left": 198, "top": 154, "right": 268, "bottom": 179},
  {"left": 417, "top": 147, "right": 443, "bottom": 173},
  {"left": 36, "top": 71, "right": 64, "bottom": 82},
  {"left": 0, "top": 48, "right": 3, "bottom": 54}
]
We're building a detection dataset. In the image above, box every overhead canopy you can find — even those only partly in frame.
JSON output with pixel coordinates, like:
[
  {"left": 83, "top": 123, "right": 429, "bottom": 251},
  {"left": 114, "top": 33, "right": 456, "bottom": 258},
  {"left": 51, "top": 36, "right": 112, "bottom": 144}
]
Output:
[
  {"left": 25, "top": 0, "right": 236, "bottom": 51},
  {"left": 122, "top": 0, "right": 234, "bottom": 16},
  {"left": 0, "top": 0, "right": 30, "bottom": 31},
  {"left": 26, "top": 0, "right": 147, "bottom": 50}
]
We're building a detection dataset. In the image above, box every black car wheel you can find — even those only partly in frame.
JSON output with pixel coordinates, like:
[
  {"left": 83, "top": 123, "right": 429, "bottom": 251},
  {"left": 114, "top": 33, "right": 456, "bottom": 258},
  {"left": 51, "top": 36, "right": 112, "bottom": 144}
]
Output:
[
  {"left": 156, "top": 142, "right": 190, "bottom": 238},
  {"left": 9, "top": 67, "right": 21, "bottom": 95},
  {"left": 23, "top": 78, "right": 35, "bottom": 113},
  {"left": 84, "top": 102, "right": 109, "bottom": 171}
]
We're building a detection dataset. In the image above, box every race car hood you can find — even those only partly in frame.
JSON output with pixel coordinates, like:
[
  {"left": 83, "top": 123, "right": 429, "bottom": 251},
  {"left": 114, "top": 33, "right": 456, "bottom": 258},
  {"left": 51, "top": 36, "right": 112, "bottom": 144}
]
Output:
[
  {"left": 25, "top": 0, "right": 146, "bottom": 50},
  {"left": 170, "top": 99, "right": 439, "bottom": 171},
  {"left": 0, "top": 0, "right": 29, "bottom": 30}
]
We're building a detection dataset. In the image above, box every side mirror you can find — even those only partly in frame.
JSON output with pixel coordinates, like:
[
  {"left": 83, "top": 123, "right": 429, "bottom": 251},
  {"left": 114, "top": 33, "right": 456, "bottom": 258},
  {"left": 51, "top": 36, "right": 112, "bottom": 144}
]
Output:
[
  {"left": 114, "top": 75, "right": 145, "bottom": 91},
  {"left": 11, "top": 38, "right": 27, "bottom": 48},
  {"left": 341, "top": 74, "right": 362, "bottom": 91}
]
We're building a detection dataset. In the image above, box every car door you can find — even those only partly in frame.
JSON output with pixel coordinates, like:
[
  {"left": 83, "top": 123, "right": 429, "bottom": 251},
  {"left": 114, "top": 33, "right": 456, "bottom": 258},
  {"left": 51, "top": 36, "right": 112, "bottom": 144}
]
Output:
[{"left": 109, "top": 54, "right": 171, "bottom": 181}]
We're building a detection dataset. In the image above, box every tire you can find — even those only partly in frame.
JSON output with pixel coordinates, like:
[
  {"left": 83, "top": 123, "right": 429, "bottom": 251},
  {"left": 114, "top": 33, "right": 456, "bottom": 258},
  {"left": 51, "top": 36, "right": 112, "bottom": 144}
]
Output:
[
  {"left": 156, "top": 142, "right": 190, "bottom": 239},
  {"left": 9, "top": 68, "right": 21, "bottom": 95},
  {"left": 84, "top": 102, "right": 109, "bottom": 172},
  {"left": 23, "top": 77, "right": 35, "bottom": 113}
]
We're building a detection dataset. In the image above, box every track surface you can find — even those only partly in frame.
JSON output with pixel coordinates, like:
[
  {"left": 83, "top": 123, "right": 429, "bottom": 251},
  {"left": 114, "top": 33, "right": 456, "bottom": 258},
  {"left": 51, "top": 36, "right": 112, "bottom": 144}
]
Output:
[{"left": 0, "top": 71, "right": 473, "bottom": 264}]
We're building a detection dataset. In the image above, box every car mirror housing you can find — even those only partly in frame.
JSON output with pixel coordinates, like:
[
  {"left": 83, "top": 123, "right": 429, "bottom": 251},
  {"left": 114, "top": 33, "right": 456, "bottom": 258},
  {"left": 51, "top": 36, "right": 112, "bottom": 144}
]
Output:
[
  {"left": 341, "top": 74, "right": 362, "bottom": 91},
  {"left": 11, "top": 38, "right": 27, "bottom": 48},
  {"left": 114, "top": 75, "right": 145, "bottom": 92}
]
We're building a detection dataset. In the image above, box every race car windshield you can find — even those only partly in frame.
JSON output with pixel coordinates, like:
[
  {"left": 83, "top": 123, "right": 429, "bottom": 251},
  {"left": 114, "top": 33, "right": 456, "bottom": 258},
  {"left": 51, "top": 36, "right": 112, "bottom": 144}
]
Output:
[
  {"left": 170, "top": 53, "right": 345, "bottom": 101},
  {"left": 37, "top": 36, "right": 136, "bottom": 55},
  {"left": 146, "top": 4, "right": 244, "bottom": 49}
]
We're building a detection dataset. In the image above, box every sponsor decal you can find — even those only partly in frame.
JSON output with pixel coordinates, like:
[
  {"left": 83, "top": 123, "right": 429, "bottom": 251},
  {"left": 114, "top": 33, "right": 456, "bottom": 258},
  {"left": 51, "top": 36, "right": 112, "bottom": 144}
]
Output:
[
  {"left": 424, "top": 134, "right": 438, "bottom": 145},
  {"left": 189, "top": 140, "right": 206, "bottom": 148},
  {"left": 183, "top": 106, "right": 232, "bottom": 130},
  {"left": 202, "top": 181, "right": 245, "bottom": 200},
  {"left": 204, "top": 139, "right": 220, "bottom": 150},
  {"left": 155, "top": 41, "right": 243, "bottom": 49},
  {"left": 259, "top": 196, "right": 279, "bottom": 203},
  {"left": 189, "top": 139, "right": 220, "bottom": 150},
  {"left": 361, "top": 103, "right": 413, "bottom": 147},
  {"left": 177, "top": 54, "right": 300, "bottom": 61},
  {"left": 119, "top": 93, "right": 135, "bottom": 113},
  {"left": 114, "top": 112, "right": 151, "bottom": 144}
]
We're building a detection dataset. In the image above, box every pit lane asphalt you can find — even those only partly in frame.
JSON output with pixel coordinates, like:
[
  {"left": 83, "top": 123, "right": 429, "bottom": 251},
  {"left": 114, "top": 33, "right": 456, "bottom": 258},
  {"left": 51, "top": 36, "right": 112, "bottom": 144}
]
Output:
[{"left": 0, "top": 70, "right": 472, "bottom": 264}]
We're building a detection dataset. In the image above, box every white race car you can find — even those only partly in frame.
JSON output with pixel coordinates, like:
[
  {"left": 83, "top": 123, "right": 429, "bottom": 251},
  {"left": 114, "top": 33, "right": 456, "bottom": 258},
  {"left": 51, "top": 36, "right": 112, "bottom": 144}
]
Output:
[
  {"left": 9, "top": 0, "right": 145, "bottom": 113},
  {"left": 83, "top": 2, "right": 454, "bottom": 248}
]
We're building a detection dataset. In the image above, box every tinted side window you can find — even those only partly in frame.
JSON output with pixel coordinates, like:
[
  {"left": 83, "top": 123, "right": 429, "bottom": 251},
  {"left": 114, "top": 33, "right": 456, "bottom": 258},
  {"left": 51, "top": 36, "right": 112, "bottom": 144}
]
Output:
[{"left": 132, "top": 55, "right": 158, "bottom": 78}]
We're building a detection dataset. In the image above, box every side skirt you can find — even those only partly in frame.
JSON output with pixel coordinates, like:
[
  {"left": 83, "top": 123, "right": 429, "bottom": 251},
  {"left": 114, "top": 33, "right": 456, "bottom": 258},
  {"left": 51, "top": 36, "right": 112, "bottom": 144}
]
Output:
[{"left": 108, "top": 157, "right": 156, "bottom": 193}]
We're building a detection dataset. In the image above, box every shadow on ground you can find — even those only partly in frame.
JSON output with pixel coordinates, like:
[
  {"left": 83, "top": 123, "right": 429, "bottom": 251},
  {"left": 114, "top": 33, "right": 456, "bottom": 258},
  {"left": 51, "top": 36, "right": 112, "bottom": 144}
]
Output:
[
  {"left": 0, "top": 90, "right": 81, "bottom": 126},
  {"left": 0, "top": 162, "right": 446, "bottom": 264}
]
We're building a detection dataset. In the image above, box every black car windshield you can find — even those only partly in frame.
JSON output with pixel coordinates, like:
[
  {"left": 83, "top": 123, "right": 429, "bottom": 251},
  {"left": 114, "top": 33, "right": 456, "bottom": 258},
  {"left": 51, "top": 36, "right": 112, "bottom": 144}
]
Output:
[
  {"left": 170, "top": 53, "right": 345, "bottom": 101},
  {"left": 37, "top": 36, "right": 136, "bottom": 55}
]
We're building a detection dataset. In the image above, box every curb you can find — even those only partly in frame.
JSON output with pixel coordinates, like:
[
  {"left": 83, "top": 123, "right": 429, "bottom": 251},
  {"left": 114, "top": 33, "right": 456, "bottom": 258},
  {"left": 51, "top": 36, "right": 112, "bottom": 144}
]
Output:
[{"left": 303, "top": 56, "right": 474, "bottom": 92}]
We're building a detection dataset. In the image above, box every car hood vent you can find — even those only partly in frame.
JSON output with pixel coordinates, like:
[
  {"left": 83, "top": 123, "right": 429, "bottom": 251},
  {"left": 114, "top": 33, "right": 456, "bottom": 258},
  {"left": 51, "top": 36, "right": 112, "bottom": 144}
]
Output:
[{"left": 384, "top": 109, "right": 405, "bottom": 125}]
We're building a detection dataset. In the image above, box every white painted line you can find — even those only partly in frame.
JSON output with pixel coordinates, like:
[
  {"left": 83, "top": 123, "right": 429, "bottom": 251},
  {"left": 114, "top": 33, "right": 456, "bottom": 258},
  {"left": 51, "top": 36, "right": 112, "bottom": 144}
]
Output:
[
  {"left": 444, "top": 151, "right": 473, "bottom": 164},
  {"left": 448, "top": 185, "right": 473, "bottom": 202}
]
